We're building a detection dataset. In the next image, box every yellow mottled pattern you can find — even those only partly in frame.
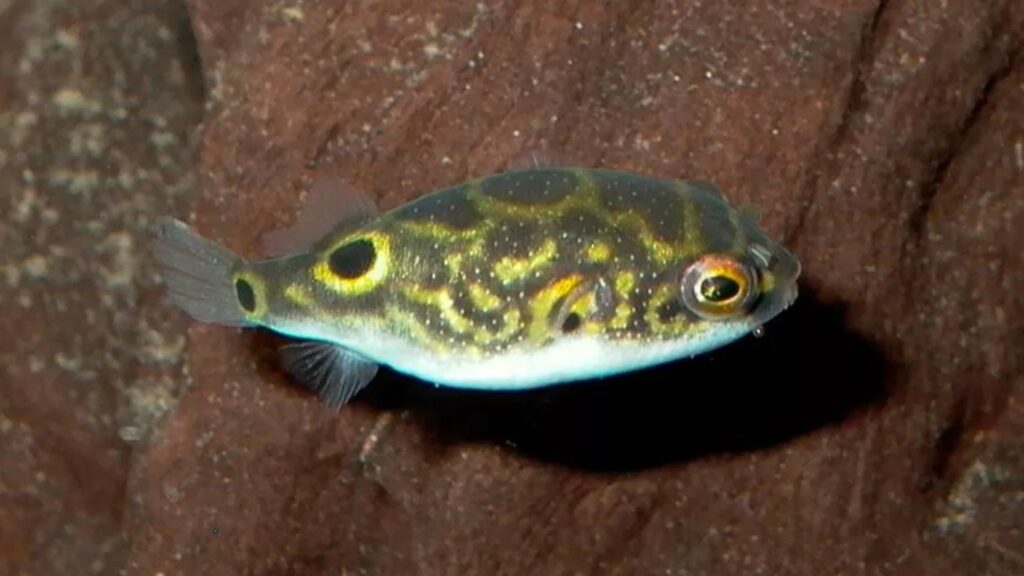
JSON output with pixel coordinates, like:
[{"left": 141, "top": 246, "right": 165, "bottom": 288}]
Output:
[
  {"left": 257, "top": 168, "right": 761, "bottom": 357},
  {"left": 386, "top": 307, "right": 447, "bottom": 354},
  {"left": 283, "top": 283, "right": 314, "bottom": 307},
  {"left": 565, "top": 289, "right": 601, "bottom": 336},
  {"left": 682, "top": 196, "right": 705, "bottom": 255},
  {"left": 584, "top": 241, "right": 612, "bottom": 263},
  {"left": 467, "top": 282, "right": 503, "bottom": 312},
  {"left": 480, "top": 307, "right": 522, "bottom": 345},
  {"left": 494, "top": 238, "right": 558, "bottom": 285},
  {"left": 609, "top": 211, "right": 678, "bottom": 266},
  {"left": 399, "top": 284, "right": 474, "bottom": 334},
  {"left": 610, "top": 271, "right": 636, "bottom": 329},
  {"left": 444, "top": 252, "right": 464, "bottom": 276},
  {"left": 645, "top": 283, "right": 684, "bottom": 333}
]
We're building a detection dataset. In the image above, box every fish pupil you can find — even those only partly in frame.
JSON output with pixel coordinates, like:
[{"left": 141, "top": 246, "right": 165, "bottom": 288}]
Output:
[
  {"left": 235, "top": 278, "right": 256, "bottom": 312},
  {"left": 700, "top": 275, "right": 740, "bottom": 302},
  {"left": 561, "top": 312, "right": 582, "bottom": 333},
  {"left": 329, "top": 238, "right": 376, "bottom": 278}
]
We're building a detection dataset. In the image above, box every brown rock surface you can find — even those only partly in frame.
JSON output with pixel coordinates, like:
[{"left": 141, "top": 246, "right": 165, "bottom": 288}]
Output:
[
  {"left": 0, "top": 0, "right": 202, "bottom": 574},
  {"left": 1, "top": 0, "right": 1021, "bottom": 575}
]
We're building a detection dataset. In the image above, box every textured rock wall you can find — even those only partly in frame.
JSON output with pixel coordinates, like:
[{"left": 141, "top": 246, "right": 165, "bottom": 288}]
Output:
[
  {"left": 0, "top": 1, "right": 1021, "bottom": 575},
  {"left": 0, "top": 0, "right": 202, "bottom": 573}
]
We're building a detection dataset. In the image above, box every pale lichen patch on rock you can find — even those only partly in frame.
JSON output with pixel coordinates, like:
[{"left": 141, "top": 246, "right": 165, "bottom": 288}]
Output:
[
  {"left": 933, "top": 459, "right": 1012, "bottom": 534},
  {"left": 277, "top": 5, "right": 305, "bottom": 23},
  {"left": 118, "top": 377, "right": 180, "bottom": 444},
  {"left": 21, "top": 254, "right": 50, "bottom": 279},
  {"left": 138, "top": 324, "right": 186, "bottom": 366},
  {"left": 67, "top": 122, "right": 109, "bottom": 157},
  {"left": 97, "top": 231, "right": 138, "bottom": 290},
  {"left": 51, "top": 87, "right": 103, "bottom": 116},
  {"left": 47, "top": 167, "right": 101, "bottom": 195}
]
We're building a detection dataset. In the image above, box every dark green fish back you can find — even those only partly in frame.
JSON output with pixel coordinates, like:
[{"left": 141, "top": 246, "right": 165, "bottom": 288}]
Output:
[{"left": 272, "top": 168, "right": 761, "bottom": 356}]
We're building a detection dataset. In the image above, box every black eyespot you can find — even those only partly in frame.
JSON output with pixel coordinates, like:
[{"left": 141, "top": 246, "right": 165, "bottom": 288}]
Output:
[
  {"left": 561, "top": 312, "right": 581, "bottom": 333},
  {"left": 656, "top": 299, "right": 682, "bottom": 322},
  {"left": 699, "top": 275, "right": 740, "bottom": 303},
  {"left": 235, "top": 278, "right": 256, "bottom": 312},
  {"left": 328, "top": 238, "right": 376, "bottom": 279}
]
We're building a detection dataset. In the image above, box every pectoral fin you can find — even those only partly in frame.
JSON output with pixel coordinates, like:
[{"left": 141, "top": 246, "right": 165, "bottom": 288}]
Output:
[{"left": 279, "top": 341, "right": 379, "bottom": 409}]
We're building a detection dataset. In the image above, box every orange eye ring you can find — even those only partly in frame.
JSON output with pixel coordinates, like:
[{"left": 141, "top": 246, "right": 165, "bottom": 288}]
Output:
[{"left": 680, "top": 254, "right": 759, "bottom": 319}]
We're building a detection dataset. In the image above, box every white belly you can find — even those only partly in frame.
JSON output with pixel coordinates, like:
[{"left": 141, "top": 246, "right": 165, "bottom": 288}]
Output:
[{"left": 280, "top": 322, "right": 753, "bottom": 390}]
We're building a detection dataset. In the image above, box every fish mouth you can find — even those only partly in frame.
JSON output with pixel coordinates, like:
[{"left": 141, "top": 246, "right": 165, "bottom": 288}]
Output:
[
  {"left": 748, "top": 283, "right": 797, "bottom": 330},
  {"left": 748, "top": 244, "right": 801, "bottom": 328}
]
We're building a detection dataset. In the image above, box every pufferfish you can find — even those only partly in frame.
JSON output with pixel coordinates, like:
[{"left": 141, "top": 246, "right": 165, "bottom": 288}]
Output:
[{"left": 154, "top": 167, "right": 800, "bottom": 408}]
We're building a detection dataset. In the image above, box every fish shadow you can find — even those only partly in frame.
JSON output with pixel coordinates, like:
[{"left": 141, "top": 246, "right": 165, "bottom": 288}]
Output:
[{"left": 363, "top": 288, "right": 890, "bottom": 472}]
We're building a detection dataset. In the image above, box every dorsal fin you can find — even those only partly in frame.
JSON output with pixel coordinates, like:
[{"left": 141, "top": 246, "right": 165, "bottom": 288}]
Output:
[
  {"left": 506, "top": 148, "right": 579, "bottom": 171},
  {"left": 261, "top": 176, "right": 378, "bottom": 257},
  {"left": 278, "top": 340, "right": 379, "bottom": 409},
  {"left": 738, "top": 203, "right": 761, "bottom": 224}
]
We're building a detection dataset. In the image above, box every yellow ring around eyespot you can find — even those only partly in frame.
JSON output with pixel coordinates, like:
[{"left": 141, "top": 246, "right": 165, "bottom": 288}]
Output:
[
  {"left": 312, "top": 231, "right": 391, "bottom": 295},
  {"left": 231, "top": 270, "right": 268, "bottom": 319}
]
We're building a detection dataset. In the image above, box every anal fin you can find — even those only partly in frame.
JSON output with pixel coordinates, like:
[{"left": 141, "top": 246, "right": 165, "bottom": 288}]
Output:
[{"left": 279, "top": 340, "right": 379, "bottom": 409}]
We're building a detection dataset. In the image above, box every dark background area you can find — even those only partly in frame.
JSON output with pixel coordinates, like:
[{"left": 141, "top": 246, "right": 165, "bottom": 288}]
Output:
[{"left": 0, "top": 1, "right": 1021, "bottom": 574}]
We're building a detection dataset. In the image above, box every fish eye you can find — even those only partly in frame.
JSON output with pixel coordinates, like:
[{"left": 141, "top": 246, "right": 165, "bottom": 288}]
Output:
[
  {"left": 680, "top": 254, "right": 759, "bottom": 319},
  {"left": 699, "top": 275, "right": 740, "bottom": 303},
  {"left": 328, "top": 238, "right": 377, "bottom": 278}
]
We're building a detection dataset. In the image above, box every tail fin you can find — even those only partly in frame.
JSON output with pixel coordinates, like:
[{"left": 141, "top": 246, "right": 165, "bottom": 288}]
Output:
[{"left": 152, "top": 218, "right": 249, "bottom": 326}]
